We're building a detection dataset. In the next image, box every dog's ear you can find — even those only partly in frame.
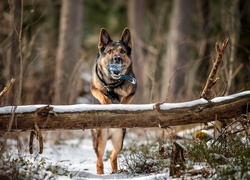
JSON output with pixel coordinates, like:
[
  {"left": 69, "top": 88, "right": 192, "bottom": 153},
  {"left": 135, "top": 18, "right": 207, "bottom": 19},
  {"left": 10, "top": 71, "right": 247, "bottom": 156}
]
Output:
[
  {"left": 98, "top": 28, "right": 112, "bottom": 51},
  {"left": 120, "top": 28, "right": 132, "bottom": 49}
]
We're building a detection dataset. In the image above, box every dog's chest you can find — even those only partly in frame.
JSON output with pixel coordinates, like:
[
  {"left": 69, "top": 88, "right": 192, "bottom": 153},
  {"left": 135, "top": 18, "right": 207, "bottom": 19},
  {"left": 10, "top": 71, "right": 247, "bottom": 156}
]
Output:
[{"left": 105, "top": 91, "right": 121, "bottom": 104}]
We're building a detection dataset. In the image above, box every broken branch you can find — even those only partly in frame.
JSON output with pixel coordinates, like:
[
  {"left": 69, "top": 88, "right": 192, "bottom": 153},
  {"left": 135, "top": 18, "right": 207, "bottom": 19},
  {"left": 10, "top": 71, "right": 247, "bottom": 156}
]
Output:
[
  {"left": 200, "top": 38, "right": 229, "bottom": 100},
  {"left": 0, "top": 78, "right": 16, "bottom": 101}
]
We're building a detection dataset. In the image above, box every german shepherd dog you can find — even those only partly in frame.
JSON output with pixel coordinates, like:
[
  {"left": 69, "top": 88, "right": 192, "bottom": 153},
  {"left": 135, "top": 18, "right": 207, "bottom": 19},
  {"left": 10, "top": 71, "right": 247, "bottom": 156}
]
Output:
[{"left": 90, "top": 28, "right": 137, "bottom": 174}]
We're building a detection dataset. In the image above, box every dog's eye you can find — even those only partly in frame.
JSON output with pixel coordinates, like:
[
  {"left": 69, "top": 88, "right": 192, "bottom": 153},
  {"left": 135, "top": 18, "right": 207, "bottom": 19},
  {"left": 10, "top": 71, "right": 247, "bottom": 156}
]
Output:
[
  {"left": 107, "top": 49, "right": 112, "bottom": 54},
  {"left": 120, "top": 49, "right": 126, "bottom": 54}
]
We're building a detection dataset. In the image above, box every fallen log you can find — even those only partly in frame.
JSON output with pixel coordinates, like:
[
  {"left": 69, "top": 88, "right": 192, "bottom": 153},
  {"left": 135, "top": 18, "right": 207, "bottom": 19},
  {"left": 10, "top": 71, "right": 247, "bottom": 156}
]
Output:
[{"left": 0, "top": 91, "right": 250, "bottom": 132}]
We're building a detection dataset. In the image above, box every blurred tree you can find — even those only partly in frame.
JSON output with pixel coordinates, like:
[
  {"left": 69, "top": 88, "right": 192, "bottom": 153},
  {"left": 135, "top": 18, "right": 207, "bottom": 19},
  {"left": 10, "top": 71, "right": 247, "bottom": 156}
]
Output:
[
  {"left": 237, "top": 1, "right": 250, "bottom": 91},
  {"left": 6, "top": 0, "right": 21, "bottom": 105},
  {"left": 33, "top": 0, "right": 60, "bottom": 104},
  {"left": 127, "top": 1, "right": 171, "bottom": 104},
  {"left": 0, "top": 0, "right": 9, "bottom": 103},
  {"left": 222, "top": 0, "right": 240, "bottom": 95},
  {"left": 161, "top": 0, "right": 196, "bottom": 102},
  {"left": 53, "top": 0, "right": 83, "bottom": 104},
  {"left": 128, "top": 0, "right": 145, "bottom": 103}
]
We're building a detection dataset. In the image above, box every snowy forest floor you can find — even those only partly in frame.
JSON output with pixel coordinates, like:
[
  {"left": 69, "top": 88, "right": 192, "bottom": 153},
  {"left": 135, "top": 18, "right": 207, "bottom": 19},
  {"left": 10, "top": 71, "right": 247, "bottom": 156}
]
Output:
[{"left": 1, "top": 126, "right": 250, "bottom": 179}]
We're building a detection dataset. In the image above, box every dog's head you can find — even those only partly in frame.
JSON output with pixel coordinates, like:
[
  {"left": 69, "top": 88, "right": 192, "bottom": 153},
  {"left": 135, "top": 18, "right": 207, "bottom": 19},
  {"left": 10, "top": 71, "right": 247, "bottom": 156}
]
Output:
[{"left": 97, "top": 28, "right": 132, "bottom": 81}]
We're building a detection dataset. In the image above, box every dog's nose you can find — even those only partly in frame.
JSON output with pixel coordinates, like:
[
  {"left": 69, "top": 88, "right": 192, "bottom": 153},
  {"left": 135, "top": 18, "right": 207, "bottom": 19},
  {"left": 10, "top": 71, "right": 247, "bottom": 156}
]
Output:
[{"left": 113, "top": 56, "right": 122, "bottom": 63}]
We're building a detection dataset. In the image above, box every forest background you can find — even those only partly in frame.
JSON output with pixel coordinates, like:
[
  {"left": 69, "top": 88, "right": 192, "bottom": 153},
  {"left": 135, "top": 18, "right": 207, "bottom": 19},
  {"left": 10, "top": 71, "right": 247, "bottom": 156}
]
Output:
[{"left": 0, "top": 0, "right": 250, "bottom": 106}]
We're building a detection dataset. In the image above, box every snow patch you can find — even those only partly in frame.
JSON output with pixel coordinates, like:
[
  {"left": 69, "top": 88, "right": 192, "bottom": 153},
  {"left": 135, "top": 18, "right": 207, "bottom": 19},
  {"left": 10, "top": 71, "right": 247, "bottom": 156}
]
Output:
[
  {"left": 0, "top": 104, "right": 48, "bottom": 114},
  {"left": 200, "top": 130, "right": 213, "bottom": 139},
  {"left": 0, "top": 104, "right": 154, "bottom": 114},
  {"left": 160, "top": 99, "right": 208, "bottom": 110},
  {"left": 52, "top": 104, "right": 154, "bottom": 113},
  {"left": 211, "top": 91, "right": 250, "bottom": 103}
]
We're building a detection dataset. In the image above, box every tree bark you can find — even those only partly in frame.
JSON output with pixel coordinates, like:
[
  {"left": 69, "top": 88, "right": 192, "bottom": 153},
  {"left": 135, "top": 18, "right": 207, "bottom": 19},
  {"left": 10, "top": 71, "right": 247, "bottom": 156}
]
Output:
[
  {"left": 54, "top": 0, "right": 83, "bottom": 105},
  {"left": 0, "top": 91, "right": 249, "bottom": 132}
]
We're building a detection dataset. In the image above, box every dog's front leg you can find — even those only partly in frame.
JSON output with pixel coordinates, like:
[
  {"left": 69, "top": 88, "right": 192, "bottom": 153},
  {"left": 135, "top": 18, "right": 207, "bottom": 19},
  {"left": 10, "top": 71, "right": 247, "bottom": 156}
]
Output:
[
  {"left": 120, "top": 94, "right": 134, "bottom": 104},
  {"left": 91, "top": 88, "right": 112, "bottom": 104}
]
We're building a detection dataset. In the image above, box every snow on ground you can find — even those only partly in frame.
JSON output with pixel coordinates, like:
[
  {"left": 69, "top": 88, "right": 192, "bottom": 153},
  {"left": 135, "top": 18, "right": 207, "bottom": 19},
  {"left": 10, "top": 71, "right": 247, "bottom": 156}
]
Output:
[
  {"left": 3, "top": 127, "right": 218, "bottom": 179},
  {"left": 40, "top": 131, "right": 132, "bottom": 179},
  {"left": 5, "top": 129, "right": 170, "bottom": 179}
]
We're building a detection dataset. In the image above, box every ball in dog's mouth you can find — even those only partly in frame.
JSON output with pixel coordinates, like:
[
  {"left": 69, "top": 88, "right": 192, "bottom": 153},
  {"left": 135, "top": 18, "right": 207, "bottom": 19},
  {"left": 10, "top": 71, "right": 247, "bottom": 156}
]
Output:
[{"left": 108, "top": 64, "right": 124, "bottom": 80}]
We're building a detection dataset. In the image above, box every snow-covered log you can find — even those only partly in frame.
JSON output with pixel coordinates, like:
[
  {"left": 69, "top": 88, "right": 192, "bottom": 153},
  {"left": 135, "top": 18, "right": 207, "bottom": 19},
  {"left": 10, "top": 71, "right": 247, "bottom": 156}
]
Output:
[{"left": 0, "top": 91, "right": 250, "bottom": 132}]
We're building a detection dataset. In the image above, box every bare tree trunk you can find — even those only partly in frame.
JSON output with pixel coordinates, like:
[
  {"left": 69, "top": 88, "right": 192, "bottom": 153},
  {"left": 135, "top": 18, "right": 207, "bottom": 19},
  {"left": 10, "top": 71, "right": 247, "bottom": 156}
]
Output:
[
  {"left": 127, "top": 0, "right": 145, "bottom": 103},
  {"left": 161, "top": 0, "right": 196, "bottom": 102},
  {"left": 32, "top": 0, "right": 60, "bottom": 104},
  {"left": 6, "top": 0, "right": 21, "bottom": 105},
  {"left": 54, "top": 0, "right": 83, "bottom": 104},
  {"left": 223, "top": 0, "right": 240, "bottom": 95}
]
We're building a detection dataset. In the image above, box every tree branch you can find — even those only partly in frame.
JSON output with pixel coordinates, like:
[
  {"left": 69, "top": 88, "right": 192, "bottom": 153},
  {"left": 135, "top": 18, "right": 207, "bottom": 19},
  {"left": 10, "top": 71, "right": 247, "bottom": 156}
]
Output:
[
  {"left": 200, "top": 38, "right": 229, "bottom": 100},
  {"left": 0, "top": 78, "right": 16, "bottom": 101}
]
